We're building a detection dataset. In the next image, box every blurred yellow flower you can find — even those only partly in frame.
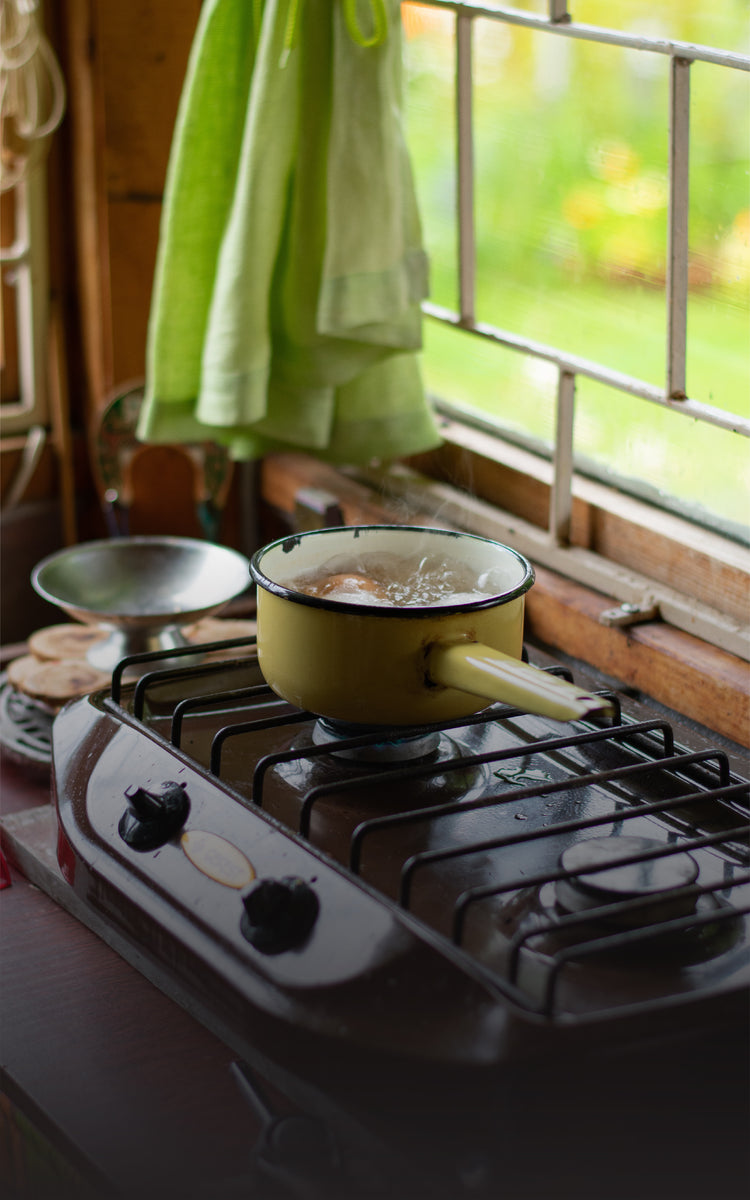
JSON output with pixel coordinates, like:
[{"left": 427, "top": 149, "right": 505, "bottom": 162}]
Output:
[
  {"left": 562, "top": 185, "right": 606, "bottom": 229},
  {"left": 602, "top": 228, "right": 659, "bottom": 280},
  {"left": 716, "top": 208, "right": 750, "bottom": 285},
  {"left": 607, "top": 172, "right": 668, "bottom": 216},
  {"left": 588, "top": 138, "right": 640, "bottom": 183}
]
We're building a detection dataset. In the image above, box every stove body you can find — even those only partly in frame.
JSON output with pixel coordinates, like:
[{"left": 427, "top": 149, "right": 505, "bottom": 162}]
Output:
[{"left": 50, "top": 639, "right": 750, "bottom": 1199}]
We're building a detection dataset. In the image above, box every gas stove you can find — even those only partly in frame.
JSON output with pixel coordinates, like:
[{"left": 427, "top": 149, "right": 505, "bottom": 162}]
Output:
[{"left": 45, "top": 635, "right": 750, "bottom": 1199}]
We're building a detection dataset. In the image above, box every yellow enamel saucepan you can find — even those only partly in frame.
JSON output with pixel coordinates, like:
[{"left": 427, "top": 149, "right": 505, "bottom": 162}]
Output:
[{"left": 249, "top": 525, "right": 614, "bottom": 727}]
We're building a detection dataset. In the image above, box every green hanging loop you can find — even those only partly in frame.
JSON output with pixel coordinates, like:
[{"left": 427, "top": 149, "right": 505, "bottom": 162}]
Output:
[
  {"left": 343, "top": 0, "right": 389, "bottom": 48},
  {"left": 280, "top": 0, "right": 301, "bottom": 67},
  {"left": 280, "top": 0, "right": 389, "bottom": 66}
]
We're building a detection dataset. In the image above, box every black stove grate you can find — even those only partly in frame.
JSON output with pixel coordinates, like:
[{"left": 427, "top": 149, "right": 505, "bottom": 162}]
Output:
[{"left": 108, "top": 640, "right": 750, "bottom": 1022}]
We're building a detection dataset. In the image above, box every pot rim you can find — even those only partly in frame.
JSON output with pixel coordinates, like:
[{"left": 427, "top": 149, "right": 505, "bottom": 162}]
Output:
[{"left": 249, "top": 524, "right": 535, "bottom": 618}]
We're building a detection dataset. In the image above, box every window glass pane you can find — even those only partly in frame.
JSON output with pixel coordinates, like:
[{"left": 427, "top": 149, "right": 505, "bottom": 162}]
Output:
[
  {"left": 0, "top": 191, "right": 20, "bottom": 403},
  {"left": 422, "top": 321, "right": 557, "bottom": 446},
  {"left": 687, "top": 61, "right": 750, "bottom": 418},
  {"left": 493, "top": 0, "right": 549, "bottom": 14},
  {"left": 472, "top": 26, "right": 668, "bottom": 387},
  {"left": 574, "top": 0, "right": 750, "bottom": 54},
  {"left": 403, "top": 4, "right": 457, "bottom": 309},
  {"left": 575, "top": 378, "right": 750, "bottom": 534}
]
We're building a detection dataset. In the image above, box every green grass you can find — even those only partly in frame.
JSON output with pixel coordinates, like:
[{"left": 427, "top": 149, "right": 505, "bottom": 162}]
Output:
[{"left": 421, "top": 279, "right": 750, "bottom": 529}]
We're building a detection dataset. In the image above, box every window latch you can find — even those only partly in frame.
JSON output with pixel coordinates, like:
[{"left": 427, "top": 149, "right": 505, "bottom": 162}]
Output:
[
  {"left": 599, "top": 598, "right": 660, "bottom": 629},
  {"left": 294, "top": 487, "right": 345, "bottom": 531}
]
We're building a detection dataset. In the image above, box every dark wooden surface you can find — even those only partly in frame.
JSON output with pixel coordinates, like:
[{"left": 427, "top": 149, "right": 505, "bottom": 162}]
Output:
[{"left": 0, "top": 759, "right": 260, "bottom": 1200}]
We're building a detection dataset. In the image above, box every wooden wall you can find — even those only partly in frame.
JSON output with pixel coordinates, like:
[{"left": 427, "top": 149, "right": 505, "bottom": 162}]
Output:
[
  {"left": 54, "top": 1, "right": 203, "bottom": 415},
  {"left": 3, "top": 2, "right": 203, "bottom": 526},
  {"left": 0, "top": 2, "right": 255, "bottom": 639}
]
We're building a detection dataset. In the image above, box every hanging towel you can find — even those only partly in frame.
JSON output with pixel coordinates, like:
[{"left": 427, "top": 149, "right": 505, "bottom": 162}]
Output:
[{"left": 138, "top": 0, "right": 441, "bottom": 463}]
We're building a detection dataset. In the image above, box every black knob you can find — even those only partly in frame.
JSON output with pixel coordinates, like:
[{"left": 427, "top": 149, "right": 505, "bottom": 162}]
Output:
[
  {"left": 118, "top": 780, "right": 189, "bottom": 850},
  {"left": 240, "top": 876, "right": 319, "bottom": 954}
]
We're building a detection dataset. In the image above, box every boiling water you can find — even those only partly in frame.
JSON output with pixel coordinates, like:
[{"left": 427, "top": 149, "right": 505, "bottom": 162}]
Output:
[{"left": 288, "top": 552, "right": 503, "bottom": 608}]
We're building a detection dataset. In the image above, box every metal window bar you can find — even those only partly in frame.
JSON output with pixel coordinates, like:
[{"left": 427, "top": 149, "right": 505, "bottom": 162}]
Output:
[
  {"left": 550, "top": 369, "right": 575, "bottom": 544},
  {"left": 411, "top": 2, "right": 750, "bottom": 546},
  {"left": 667, "top": 57, "right": 691, "bottom": 400},
  {"left": 456, "top": 9, "right": 475, "bottom": 323},
  {"left": 548, "top": 1, "right": 569, "bottom": 25}
]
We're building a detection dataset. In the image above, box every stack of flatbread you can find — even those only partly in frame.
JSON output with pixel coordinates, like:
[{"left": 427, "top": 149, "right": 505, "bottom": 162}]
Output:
[
  {"left": 7, "top": 625, "right": 111, "bottom": 711},
  {"left": 7, "top": 617, "right": 258, "bottom": 709}
]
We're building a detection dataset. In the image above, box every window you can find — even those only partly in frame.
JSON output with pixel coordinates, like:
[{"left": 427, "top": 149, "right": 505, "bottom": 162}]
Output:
[
  {"left": 1, "top": 169, "right": 51, "bottom": 435},
  {"left": 1, "top": 1, "right": 66, "bottom": 437},
  {"left": 386, "top": 0, "right": 749, "bottom": 659}
]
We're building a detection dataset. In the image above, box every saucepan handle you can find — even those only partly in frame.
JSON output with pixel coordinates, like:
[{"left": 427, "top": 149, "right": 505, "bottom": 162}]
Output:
[{"left": 426, "top": 642, "right": 614, "bottom": 723}]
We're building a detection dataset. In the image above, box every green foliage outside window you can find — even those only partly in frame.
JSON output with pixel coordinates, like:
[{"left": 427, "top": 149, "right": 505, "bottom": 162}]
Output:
[{"left": 403, "top": 2, "right": 750, "bottom": 535}]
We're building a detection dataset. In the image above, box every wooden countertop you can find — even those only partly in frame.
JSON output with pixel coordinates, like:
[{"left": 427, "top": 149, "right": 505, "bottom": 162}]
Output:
[{"left": 0, "top": 761, "right": 261, "bottom": 1200}]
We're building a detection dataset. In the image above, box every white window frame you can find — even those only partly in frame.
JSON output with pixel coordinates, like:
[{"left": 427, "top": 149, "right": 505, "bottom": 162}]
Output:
[
  {"left": 0, "top": 166, "right": 50, "bottom": 435},
  {"left": 391, "top": 1, "right": 750, "bottom": 661},
  {"left": 1, "top": 0, "right": 65, "bottom": 438}
]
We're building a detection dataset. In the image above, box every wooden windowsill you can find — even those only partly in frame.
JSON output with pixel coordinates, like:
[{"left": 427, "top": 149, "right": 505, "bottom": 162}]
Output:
[
  {"left": 259, "top": 452, "right": 750, "bottom": 748},
  {"left": 408, "top": 415, "right": 749, "bottom": 627}
]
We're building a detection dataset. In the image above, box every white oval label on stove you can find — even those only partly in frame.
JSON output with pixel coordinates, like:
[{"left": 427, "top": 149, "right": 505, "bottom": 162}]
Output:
[{"left": 181, "top": 831, "right": 256, "bottom": 889}]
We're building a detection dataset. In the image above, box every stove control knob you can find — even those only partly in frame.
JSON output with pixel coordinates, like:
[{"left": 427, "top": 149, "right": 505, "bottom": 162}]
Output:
[
  {"left": 240, "top": 876, "right": 319, "bottom": 955},
  {"left": 118, "top": 780, "right": 190, "bottom": 851}
]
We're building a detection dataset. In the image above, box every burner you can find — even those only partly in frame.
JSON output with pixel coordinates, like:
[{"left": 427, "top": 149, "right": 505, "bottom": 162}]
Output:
[
  {"left": 261, "top": 722, "right": 493, "bottom": 902},
  {"left": 492, "top": 832, "right": 746, "bottom": 1012},
  {"left": 0, "top": 674, "right": 53, "bottom": 770},
  {"left": 311, "top": 718, "right": 441, "bottom": 763},
  {"left": 555, "top": 835, "right": 700, "bottom": 925}
]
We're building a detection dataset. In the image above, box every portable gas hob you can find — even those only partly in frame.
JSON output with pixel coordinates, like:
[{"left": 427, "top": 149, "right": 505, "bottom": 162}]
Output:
[{"left": 39, "top": 634, "right": 750, "bottom": 1198}]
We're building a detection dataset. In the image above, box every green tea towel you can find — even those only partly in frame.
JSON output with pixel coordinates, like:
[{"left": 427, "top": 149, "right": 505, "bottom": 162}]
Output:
[{"left": 138, "top": 0, "right": 441, "bottom": 463}]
